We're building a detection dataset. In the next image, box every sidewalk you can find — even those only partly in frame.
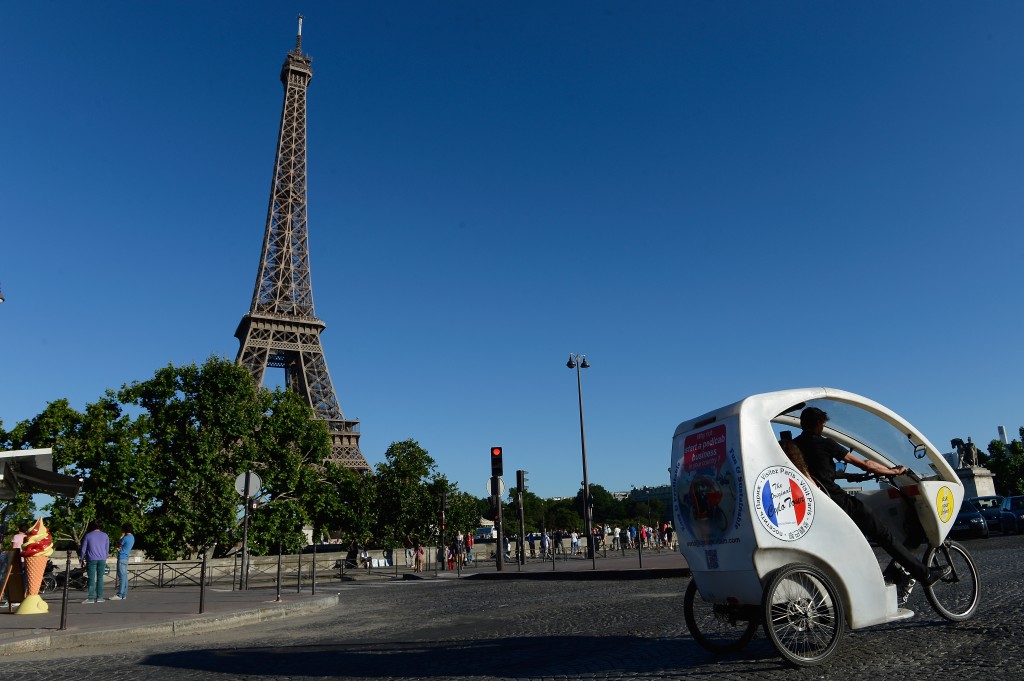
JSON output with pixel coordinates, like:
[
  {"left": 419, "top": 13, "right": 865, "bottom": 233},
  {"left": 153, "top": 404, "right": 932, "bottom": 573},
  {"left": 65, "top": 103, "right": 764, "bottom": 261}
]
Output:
[{"left": 0, "top": 548, "right": 689, "bottom": 655}]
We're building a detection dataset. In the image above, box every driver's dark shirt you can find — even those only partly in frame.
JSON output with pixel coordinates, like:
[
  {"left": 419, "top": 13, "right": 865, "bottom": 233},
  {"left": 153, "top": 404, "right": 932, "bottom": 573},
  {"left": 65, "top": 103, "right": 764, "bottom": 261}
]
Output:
[{"left": 793, "top": 432, "right": 848, "bottom": 490}]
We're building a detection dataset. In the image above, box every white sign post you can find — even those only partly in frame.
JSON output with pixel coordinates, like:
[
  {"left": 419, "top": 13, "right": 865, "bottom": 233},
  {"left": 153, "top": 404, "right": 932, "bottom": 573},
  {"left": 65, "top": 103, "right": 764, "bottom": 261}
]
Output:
[{"left": 235, "top": 471, "right": 262, "bottom": 589}]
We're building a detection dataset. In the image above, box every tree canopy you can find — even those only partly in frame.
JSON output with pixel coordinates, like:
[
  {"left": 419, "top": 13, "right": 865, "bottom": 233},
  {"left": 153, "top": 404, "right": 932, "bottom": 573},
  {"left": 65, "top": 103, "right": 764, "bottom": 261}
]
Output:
[
  {"left": 987, "top": 427, "right": 1024, "bottom": 496},
  {"left": 0, "top": 358, "right": 488, "bottom": 558}
]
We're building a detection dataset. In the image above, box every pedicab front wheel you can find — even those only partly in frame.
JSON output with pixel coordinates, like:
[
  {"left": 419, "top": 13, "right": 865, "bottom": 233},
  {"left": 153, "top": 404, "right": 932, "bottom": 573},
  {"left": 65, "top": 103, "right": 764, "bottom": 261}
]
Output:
[
  {"left": 683, "top": 579, "right": 758, "bottom": 653},
  {"left": 762, "top": 563, "right": 845, "bottom": 667},
  {"left": 923, "top": 540, "right": 980, "bottom": 621}
]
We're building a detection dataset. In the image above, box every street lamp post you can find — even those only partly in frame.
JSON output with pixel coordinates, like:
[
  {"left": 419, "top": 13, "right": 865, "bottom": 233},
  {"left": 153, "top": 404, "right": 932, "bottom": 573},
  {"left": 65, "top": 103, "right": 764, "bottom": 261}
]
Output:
[{"left": 566, "top": 353, "right": 596, "bottom": 569}]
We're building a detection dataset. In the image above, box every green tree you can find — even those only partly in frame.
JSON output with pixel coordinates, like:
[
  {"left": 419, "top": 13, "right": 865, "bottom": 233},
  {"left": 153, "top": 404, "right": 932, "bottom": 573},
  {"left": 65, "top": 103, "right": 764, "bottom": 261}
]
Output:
[
  {"left": 4, "top": 396, "right": 150, "bottom": 549},
  {"left": 545, "top": 497, "right": 582, "bottom": 531},
  {"left": 243, "top": 388, "right": 336, "bottom": 555},
  {"left": 987, "top": 428, "right": 1024, "bottom": 496},
  {"left": 372, "top": 439, "right": 440, "bottom": 547},
  {"left": 306, "top": 461, "right": 375, "bottom": 547},
  {"left": 0, "top": 419, "right": 39, "bottom": 540},
  {"left": 507, "top": 489, "right": 547, "bottom": 532},
  {"left": 118, "top": 357, "right": 270, "bottom": 559}
]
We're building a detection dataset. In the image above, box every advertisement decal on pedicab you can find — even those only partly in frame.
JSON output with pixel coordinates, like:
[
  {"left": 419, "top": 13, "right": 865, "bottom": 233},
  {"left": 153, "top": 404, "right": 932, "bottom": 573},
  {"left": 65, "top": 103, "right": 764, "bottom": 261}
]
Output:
[
  {"left": 936, "top": 486, "right": 954, "bottom": 523},
  {"left": 753, "top": 466, "right": 815, "bottom": 541},
  {"left": 672, "top": 422, "right": 747, "bottom": 569}
]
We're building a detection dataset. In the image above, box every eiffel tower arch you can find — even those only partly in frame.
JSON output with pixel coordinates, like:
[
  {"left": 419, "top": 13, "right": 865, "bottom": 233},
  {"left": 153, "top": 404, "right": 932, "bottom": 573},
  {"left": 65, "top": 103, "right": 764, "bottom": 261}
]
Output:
[{"left": 234, "top": 18, "right": 370, "bottom": 473}]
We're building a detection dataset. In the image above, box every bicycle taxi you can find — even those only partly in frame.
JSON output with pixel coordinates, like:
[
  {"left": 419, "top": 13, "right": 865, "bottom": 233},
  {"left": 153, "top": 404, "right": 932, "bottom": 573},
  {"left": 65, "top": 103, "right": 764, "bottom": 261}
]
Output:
[{"left": 671, "top": 388, "right": 980, "bottom": 666}]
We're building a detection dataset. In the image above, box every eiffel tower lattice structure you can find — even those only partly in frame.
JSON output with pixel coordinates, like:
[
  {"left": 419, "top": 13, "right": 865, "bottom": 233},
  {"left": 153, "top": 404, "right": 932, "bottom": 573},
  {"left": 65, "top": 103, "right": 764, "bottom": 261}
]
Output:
[{"left": 234, "top": 18, "right": 370, "bottom": 473}]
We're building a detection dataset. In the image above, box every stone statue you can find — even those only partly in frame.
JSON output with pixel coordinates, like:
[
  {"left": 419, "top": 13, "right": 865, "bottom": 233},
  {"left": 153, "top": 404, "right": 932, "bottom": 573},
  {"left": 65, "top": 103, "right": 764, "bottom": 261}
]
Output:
[{"left": 951, "top": 437, "right": 980, "bottom": 468}]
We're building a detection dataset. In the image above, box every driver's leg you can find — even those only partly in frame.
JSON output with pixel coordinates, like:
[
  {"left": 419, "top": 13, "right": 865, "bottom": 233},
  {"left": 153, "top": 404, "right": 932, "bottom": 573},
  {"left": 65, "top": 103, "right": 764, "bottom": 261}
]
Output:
[{"left": 834, "top": 493, "right": 930, "bottom": 582}]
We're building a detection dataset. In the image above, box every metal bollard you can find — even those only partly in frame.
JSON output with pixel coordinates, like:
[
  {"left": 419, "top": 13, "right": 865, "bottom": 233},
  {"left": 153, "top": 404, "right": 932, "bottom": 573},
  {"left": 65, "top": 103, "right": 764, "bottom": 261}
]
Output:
[
  {"left": 58, "top": 551, "right": 72, "bottom": 630},
  {"left": 311, "top": 542, "right": 317, "bottom": 595},
  {"left": 274, "top": 541, "right": 283, "bottom": 602},
  {"left": 199, "top": 551, "right": 207, "bottom": 614}
]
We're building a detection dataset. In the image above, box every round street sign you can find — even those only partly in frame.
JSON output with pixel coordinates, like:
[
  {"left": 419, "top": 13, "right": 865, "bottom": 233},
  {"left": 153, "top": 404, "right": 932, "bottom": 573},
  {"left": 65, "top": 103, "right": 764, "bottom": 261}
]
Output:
[
  {"left": 235, "top": 472, "right": 262, "bottom": 498},
  {"left": 486, "top": 478, "right": 505, "bottom": 497}
]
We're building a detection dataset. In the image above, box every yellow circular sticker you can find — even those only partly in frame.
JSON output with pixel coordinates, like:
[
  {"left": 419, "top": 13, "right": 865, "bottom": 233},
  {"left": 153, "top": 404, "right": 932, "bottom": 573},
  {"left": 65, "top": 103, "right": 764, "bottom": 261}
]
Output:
[{"left": 936, "top": 486, "right": 955, "bottom": 523}]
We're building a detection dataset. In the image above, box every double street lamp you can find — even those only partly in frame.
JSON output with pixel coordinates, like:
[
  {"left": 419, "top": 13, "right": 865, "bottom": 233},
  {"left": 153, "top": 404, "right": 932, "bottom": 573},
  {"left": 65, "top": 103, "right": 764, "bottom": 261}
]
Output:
[{"left": 566, "top": 353, "right": 596, "bottom": 569}]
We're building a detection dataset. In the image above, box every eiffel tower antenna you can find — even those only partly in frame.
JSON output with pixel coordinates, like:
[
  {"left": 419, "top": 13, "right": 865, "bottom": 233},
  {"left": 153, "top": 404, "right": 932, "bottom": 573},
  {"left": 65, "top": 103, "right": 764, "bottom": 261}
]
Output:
[{"left": 235, "top": 21, "right": 370, "bottom": 472}]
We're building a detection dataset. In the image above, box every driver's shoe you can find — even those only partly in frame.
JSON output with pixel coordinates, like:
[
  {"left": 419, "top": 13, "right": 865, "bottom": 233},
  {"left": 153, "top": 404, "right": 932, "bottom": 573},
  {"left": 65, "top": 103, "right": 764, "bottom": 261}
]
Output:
[
  {"left": 896, "top": 574, "right": 917, "bottom": 607},
  {"left": 924, "top": 565, "right": 952, "bottom": 587}
]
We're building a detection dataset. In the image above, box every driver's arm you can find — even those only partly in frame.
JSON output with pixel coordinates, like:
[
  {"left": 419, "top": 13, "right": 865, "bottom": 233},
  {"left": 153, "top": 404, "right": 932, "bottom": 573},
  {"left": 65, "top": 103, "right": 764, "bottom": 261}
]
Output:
[{"left": 842, "top": 451, "right": 907, "bottom": 476}]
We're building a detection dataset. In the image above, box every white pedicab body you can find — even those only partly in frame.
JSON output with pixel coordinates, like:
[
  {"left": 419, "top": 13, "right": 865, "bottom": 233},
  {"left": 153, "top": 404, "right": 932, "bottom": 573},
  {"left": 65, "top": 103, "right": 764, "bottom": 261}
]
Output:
[{"left": 672, "top": 388, "right": 980, "bottom": 666}]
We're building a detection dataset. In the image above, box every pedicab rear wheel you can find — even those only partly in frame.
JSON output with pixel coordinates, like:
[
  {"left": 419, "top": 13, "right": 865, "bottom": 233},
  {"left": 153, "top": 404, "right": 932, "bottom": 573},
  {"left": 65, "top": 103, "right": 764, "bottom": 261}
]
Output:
[
  {"left": 762, "top": 563, "right": 845, "bottom": 667},
  {"left": 684, "top": 579, "right": 758, "bottom": 653},
  {"left": 923, "top": 540, "right": 980, "bottom": 621}
]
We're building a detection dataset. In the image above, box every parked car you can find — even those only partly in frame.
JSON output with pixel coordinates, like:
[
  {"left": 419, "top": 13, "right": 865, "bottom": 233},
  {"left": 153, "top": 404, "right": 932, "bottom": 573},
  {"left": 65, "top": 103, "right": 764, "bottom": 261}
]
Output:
[
  {"left": 951, "top": 499, "right": 990, "bottom": 539},
  {"left": 967, "top": 495, "right": 1010, "bottom": 533},
  {"left": 1000, "top": 496, "right": 1024, "bottom": 534}
]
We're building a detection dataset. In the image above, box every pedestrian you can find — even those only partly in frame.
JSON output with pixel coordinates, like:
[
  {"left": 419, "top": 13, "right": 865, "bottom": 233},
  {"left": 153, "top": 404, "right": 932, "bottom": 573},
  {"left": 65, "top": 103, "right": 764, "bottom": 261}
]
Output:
[
  {"left": 455, "top": 531, "right": 466, "bottom": 568},
  {"left": 0, "top": 531, "right": 12, "bottom": 607},
  {"left": 110, "top": 523, "right": 134, "bottom": 601},
  {"left": 465, "top": 531, "right": 474, "bottom": 563},
  {"left": 527, "top": 532, "right": 536, "bottom": 558},
  {"left": 344, "top": 539, "right": 359, "bottom": 569},
  {"left": 540, "top": 530, "right": 550, "bottom": 559},
  {"left": 413, "top": 541, "right": 425, "bottom": 573},
  {"left": 403, "top": 533, "right": 414, "bottom": 567},
  {"left": 79, "top": 520, "right": 110, "bottom": 604},
  {"left": 11, "top": 523, "right": 28, "bottom": 550}
]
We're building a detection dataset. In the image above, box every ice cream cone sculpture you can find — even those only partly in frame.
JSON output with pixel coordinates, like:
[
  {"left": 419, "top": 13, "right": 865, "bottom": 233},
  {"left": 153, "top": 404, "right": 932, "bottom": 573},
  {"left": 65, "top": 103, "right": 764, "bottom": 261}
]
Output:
[{"left": 16, "top": 517, "right": 54, "bottom": 615}]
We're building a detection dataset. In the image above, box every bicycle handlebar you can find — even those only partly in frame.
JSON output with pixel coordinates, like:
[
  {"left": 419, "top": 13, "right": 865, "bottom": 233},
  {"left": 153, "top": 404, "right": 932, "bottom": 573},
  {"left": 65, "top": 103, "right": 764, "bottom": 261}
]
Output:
[{"left": 837, "top": 468, "right": 922, "bottom": 484}]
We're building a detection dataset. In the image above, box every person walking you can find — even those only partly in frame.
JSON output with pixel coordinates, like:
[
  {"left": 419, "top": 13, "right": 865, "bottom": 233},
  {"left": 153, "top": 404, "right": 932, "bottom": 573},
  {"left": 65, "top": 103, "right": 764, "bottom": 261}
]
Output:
[
  {"left": 413, "top": 541, "right": 425, "bottom": 573},
  {"left": 11, "top": 523, "right": 28, "bottom": 550},
  {"left": 403, "top": 533, "right": 414, "bottom": 568},
  {"left": 110, "top": 523, "right": 134, "bottom": 601},
  {"left": 79, "top": 520, "right": 110, "bottom": 604}
]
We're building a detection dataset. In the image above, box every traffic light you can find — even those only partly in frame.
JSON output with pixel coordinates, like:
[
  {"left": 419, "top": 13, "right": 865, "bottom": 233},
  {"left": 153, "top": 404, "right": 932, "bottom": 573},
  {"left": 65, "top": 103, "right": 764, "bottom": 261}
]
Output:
[
  {"left": 516, "top": 469, "right": 527, "bottom": 492},
  {"left": 489, "top": 495, "right": 501, "bottom": 521},
  {"left": 490, "top": 446, "right": 503, "bottom": 476}
]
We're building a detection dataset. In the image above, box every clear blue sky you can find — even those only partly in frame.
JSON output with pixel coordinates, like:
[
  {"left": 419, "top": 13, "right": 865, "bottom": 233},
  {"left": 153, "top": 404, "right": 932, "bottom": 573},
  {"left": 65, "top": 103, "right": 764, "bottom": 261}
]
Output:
[{"left": 3, "top": 3, "right": 1022, "bottom": 500}]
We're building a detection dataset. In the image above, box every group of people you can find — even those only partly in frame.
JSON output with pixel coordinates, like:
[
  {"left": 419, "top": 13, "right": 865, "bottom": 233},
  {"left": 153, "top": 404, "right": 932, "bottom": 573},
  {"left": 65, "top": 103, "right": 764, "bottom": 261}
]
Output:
[
  {"left": 1, "top": 520, "right": 135, "bottom": 606},
  {"left": 442, "top": 531, "right": 474, "bottom": 570},
  {"left": 79, "top": 521, "right": 135, "bottom": 603},
  {"left": 522, "top": 522, "right": 676, "bottom": 560},
  {"left": 402, "top": 534, "right": 429, "bottom": 573}
]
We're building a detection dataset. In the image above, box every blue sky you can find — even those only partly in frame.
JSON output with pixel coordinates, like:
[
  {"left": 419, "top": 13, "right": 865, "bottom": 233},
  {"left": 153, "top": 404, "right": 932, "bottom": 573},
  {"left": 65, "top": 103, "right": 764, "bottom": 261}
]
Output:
[{"left": 2, "top": 3, "right": 1022, "bottom": 500}]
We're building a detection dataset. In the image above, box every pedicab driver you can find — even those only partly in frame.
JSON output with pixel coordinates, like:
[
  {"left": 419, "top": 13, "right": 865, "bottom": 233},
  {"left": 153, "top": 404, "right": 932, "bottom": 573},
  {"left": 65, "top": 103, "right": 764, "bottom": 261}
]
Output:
[{"left": 794, "top": 407, "right": 951, "bottom": 590}]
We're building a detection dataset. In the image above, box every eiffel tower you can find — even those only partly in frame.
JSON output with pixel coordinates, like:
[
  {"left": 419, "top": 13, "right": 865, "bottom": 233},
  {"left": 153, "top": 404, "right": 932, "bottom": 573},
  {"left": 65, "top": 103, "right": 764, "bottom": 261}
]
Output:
[{"left": 235, "top": 18, "right": 370, "bottom": 472}]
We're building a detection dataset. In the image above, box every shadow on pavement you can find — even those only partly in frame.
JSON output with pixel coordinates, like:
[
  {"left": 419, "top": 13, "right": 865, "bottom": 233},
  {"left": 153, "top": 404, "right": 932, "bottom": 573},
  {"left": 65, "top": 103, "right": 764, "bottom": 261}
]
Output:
[{"left": 140, "top": 634, "right": 784, "bottom": 677}]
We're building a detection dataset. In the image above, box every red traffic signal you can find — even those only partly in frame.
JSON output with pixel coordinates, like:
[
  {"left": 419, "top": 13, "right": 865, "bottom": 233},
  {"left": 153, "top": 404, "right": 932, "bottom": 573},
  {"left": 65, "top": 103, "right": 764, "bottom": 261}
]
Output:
[{"left": 490, "top": 446, "right": 503, "bottom": 477}]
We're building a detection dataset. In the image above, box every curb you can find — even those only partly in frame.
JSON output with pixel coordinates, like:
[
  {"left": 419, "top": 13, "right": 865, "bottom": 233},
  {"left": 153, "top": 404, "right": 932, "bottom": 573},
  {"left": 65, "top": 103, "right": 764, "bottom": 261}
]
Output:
[
  {"left": 0, "top": 593, "right": 342, "bottom": 655},
  {"left": 464, "top": 567, "right": 690, "bottom": 581}
]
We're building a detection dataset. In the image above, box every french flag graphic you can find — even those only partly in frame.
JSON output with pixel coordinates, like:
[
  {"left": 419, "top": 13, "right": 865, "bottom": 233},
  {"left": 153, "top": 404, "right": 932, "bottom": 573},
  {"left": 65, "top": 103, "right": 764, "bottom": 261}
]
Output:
[{"left": 761, "top": 476, "right": 806, "bottom": 530}]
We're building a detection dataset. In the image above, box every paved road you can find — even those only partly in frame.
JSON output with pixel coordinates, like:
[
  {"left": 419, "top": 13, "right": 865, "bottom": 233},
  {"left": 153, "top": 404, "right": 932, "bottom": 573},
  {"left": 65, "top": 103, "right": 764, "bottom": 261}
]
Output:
[{"left": 2, "top": 534, "right": 1021, "bottom": 680}]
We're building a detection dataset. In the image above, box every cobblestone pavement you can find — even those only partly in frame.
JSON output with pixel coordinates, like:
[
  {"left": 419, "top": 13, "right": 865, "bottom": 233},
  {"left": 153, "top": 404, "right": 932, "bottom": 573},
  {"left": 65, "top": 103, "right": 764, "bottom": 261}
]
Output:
[{"left": 2, "top": 534, "right": 1021, "bottom": 680}]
